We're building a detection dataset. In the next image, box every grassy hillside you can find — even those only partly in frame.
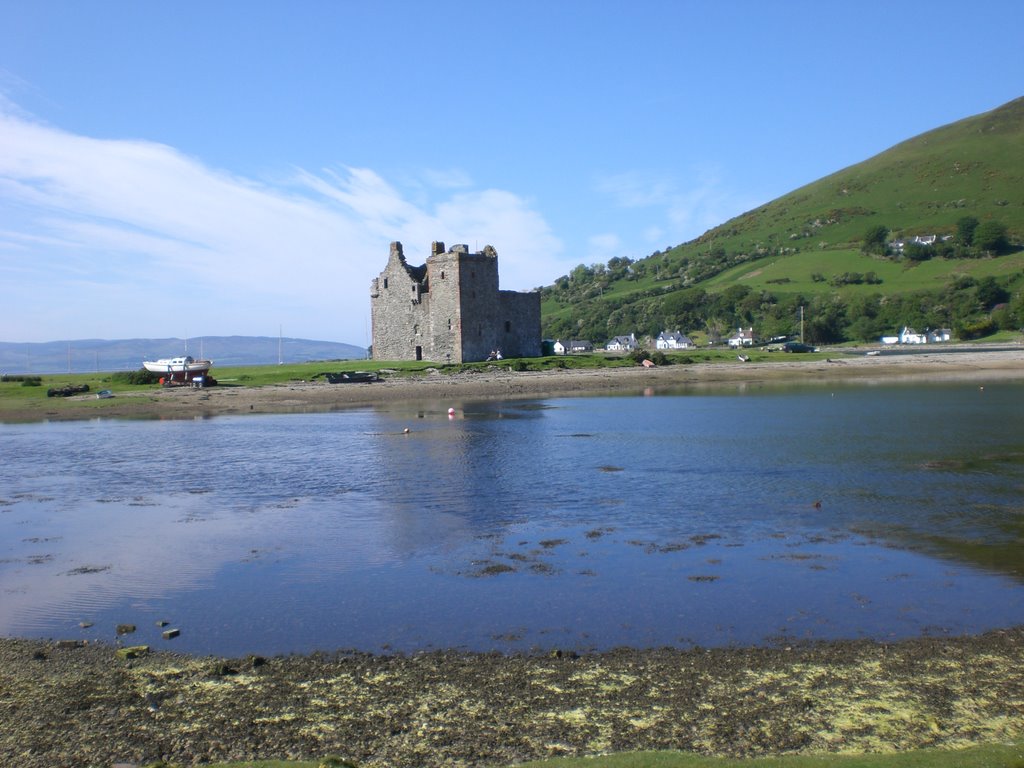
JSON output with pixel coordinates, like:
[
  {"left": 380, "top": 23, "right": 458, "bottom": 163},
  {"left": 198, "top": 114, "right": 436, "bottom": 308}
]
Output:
[
  {"left": 681, "top": 95, "right": 1024, "bottom": 256},
  {"left": 542, "top": 97, "right": 1024, "bottom": 344}
]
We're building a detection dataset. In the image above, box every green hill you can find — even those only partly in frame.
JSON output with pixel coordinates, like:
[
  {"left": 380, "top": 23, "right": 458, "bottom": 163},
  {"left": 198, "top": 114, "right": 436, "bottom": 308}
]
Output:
[{"left": 542, "top": 97, "right": 1024, "bottom": 345}]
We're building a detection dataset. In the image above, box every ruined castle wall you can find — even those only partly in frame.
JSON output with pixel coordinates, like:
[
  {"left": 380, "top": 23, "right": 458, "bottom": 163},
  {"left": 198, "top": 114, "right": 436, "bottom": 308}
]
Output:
[
  {"left": 423, "top": 248, "right": 464, "bottom": 364},
  {"left": 453, "top": 248, "right": 501, "bottom": 363},
  {"left": 496, "top": 291, "right": 542, "bottom": 359},
  {"left": 370, "top": 242, "right": 431, "bottom": 361}
]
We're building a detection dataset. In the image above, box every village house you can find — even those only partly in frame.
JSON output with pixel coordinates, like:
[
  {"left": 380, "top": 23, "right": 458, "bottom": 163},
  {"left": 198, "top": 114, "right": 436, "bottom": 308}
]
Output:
[
  {"left": 727, "top": 328, "right": 756, "bottom": 348},
  {"left": 605, "top": 333, "right": 638, "bottom": 352},
  {"left": 889, "top": 234, "right": 951, "bottom": 253},
  {"left": 656, "top": 331, "right": 694, "bottom": 350},
  {"left": 899, "top": 326, "right": 929, "bottom": 344},
  {"left": 553, "top": 339, "right": 594, "bottom": 355},
  {"left": 882, "top": 326, "right": 953, "bottom": 345}
]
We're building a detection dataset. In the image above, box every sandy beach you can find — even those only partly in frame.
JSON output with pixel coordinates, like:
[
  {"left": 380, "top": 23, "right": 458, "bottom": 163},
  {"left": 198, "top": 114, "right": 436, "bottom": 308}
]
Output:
[{"left": 6, "top": 346, "right": 1024, "bottom": 423}]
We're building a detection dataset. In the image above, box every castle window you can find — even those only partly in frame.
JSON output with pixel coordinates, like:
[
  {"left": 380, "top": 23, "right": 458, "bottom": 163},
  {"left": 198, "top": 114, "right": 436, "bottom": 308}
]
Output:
[
  {"left": 440, "top": 271, "right": 445, "bottom": 280},
  {"left": 505, "top": 320, "right": 511, "bottom": 333},
  {"left": 383, "top": 278, "right": 388, "bottom": 289},
  {"left": 448, "top": 318, "right": 452, "bottom": 331}
]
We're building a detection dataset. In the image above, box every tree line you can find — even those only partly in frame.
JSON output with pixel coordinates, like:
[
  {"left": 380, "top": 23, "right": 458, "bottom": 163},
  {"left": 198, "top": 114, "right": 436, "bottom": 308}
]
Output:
[
  {"left": 862, "top": 217, "right": 1011, "bottom": 260},
  {"left": 543, "top": 269, "right": 1020, "bottom": 346},
  {"left": 541, "top": 217, "right": 1019, "bottom": 345}
]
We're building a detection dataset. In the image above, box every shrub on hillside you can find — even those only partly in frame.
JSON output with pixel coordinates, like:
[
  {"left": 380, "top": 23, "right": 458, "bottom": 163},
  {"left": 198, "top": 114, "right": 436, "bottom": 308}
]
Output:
[
  {"left": 954, "top": 318, "right": 995, "bottom": 340},
  {"left": 903, "top": 242, "right": 934, "bottom": 261},
  {"left": 973, "top": 221, "right": 1009, "bottom": 254},
  {"left": 861, "top": 224, "right": 889, "bottom": 256}
]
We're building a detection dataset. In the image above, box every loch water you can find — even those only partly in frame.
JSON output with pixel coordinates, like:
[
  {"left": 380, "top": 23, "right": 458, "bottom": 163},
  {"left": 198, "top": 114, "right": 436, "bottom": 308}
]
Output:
[{"left": 1, "top": 378, "right": 1023, "bottom": 657}]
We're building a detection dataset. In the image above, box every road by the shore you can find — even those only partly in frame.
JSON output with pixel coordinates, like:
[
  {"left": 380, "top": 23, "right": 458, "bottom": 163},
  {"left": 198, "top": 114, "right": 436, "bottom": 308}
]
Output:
[{"left": 5, "top": 346, "right": 1024, "bottom": 423}]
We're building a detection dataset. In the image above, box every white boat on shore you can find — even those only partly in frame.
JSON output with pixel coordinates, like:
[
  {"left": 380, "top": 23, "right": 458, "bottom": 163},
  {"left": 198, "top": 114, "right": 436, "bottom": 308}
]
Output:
[{"left": 143, "top": 356, "right": 213, "bottom": 376}]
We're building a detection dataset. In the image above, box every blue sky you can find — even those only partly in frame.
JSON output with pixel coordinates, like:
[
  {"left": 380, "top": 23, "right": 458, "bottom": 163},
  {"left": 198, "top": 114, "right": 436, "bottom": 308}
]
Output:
[{"left": 1, "top": 1, "right": 1021, "bottom": 345}]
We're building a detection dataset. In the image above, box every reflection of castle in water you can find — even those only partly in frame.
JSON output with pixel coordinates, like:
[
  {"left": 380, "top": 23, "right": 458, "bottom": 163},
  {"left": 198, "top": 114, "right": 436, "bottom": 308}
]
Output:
[
  {"left": 372, "top": 402, "right": 542, "bottom": 537},
  {"left": 370, "top": 241, "right": 541, "bottom": 363}
]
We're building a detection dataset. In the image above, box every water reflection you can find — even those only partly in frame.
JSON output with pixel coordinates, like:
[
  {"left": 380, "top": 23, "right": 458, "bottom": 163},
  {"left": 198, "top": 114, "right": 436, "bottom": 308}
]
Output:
[{"left": 0, "top": 380, "right": 1022, "bottom": 656}]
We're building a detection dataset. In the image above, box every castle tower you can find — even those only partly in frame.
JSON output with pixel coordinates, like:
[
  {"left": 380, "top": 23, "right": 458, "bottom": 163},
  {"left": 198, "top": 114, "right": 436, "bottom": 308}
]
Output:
[{"left": 370, "top": 241, "right": 540, "bottom": 363}]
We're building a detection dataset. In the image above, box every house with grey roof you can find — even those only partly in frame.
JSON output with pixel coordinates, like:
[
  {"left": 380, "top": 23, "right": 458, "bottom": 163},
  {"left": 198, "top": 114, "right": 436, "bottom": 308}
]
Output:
[{"left": 656, "top": 331, "right": 694, "bottom": 350}]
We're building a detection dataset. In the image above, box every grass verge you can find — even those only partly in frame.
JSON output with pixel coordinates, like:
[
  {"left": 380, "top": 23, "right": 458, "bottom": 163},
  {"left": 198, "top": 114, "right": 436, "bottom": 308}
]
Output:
[{"left": 177, "top": 741, "right": 1024, "bottom": 767}]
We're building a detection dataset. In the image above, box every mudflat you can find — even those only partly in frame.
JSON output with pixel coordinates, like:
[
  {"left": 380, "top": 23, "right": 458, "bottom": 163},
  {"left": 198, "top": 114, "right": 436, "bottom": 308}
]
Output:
[
  {"left": 4, "top": 347, "right": 1024, "bottom": 423},
  {"left": 2, "top": 629, "right": 1023, "bottom": 767}
]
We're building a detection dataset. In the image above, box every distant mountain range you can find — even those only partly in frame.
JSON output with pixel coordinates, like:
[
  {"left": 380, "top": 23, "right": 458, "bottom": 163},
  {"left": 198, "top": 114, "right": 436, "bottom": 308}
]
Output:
[{"left": 0, "top": 336, "right": 367, "bottom": 374}]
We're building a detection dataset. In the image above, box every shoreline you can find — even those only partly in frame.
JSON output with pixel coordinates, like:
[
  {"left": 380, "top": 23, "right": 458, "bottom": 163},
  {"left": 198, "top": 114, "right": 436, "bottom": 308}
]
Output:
[
  {"left": 4, "top": 347, "right": 1024, "bottom": 423},
  {"left": 2, "top": 629, "right": 1023, "bottom": 767}
]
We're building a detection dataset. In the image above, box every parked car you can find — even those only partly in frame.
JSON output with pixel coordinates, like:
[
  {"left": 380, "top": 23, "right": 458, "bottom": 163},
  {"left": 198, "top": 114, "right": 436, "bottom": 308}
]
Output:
[{"left": 782, "top": 341, "right": 817, "bottom": 353}]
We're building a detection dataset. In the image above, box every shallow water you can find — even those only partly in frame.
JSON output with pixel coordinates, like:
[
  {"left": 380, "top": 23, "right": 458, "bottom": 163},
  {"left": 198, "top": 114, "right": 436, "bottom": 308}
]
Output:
[{"left": 1, "top": 379, "right": 1022, "bottom": 656}]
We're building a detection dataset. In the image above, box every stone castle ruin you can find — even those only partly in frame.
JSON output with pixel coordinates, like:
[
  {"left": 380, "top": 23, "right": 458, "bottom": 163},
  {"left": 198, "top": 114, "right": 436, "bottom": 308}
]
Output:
[{"left": 370, "top": 241, "right": 541, "bottom": 363}]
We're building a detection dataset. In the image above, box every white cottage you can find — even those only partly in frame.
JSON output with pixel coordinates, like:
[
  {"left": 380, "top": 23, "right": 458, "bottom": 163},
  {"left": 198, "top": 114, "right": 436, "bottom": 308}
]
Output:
[
  {"left": 606, "top": 333, "right": 638, "bottom": 352},
  {"left": 727, "top": 328, "right": 756, "bottom": 348},
  {"left": 656, "top": 331, "right": 694, "bottom": 350},
  {"left": 899, "top": 326, "right": 928, "bottom": 344},
  {"left": 553, "top": 339, "right": 594, "bottom": 355}
]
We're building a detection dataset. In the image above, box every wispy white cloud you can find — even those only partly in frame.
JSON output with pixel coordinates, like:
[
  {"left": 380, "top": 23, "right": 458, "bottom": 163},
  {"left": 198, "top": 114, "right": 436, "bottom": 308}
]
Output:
[
  {"left": 594, "top": 168, "right": 758, "bottom": 252},
  {"left": 418, "top": 168, "right": 474, "bottom": 190},
  {"left": 584, "top": 233, "right": 622, "bottom": 264},
  {"left": 596, "top": 172, "right": 677, "bottom": 209},
  {"left": 0, "top": 105, "right": 563, "bottom": 342}
]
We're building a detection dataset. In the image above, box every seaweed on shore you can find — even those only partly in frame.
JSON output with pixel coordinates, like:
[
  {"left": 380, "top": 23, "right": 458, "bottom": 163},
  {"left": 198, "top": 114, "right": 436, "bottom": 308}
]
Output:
[{"left": 2, "top": 628, "right": 1023, "bottom": 767}]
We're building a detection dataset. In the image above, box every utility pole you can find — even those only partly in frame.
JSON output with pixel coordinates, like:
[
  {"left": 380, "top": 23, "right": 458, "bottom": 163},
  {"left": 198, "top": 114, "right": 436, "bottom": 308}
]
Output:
[{"left": 800, "top": 306, "right": 805, "bottom": 343}]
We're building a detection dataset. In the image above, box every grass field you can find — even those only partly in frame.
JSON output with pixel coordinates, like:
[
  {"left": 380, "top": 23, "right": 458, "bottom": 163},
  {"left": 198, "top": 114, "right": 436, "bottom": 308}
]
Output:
[
  {"left": 183, "top": 740, "right": 1024, "bottom": 768},
  {"left": 700, "top": 249, "right": 1024, "bottom": 298}
]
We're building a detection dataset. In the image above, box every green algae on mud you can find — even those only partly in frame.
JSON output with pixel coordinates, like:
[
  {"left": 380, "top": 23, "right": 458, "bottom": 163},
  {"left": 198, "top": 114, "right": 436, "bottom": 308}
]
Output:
[
  {"left": 3, "top": 629, "right": 1024, "bottom": 768},
  {"left": 200, "top": 741, "right": 1024, "bottom": 768}
]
